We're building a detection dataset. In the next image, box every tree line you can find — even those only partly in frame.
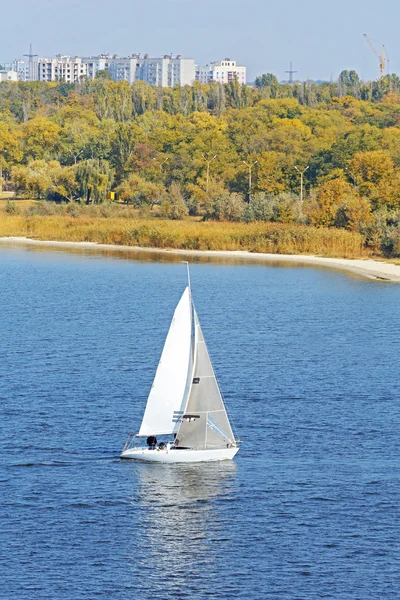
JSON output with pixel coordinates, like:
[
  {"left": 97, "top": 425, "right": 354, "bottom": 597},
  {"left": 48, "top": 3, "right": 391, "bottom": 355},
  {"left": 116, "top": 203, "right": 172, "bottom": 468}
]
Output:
[{"left": 1, "top": 74, "right": 400, "bottom": 255}]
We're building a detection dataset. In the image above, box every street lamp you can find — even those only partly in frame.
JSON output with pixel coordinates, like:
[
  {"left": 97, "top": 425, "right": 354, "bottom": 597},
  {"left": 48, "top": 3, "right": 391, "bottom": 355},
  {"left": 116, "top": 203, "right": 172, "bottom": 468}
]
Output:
[
  {"left": 153, "top": 156, "right": 169, "bottom": 172},
  {"left": 242, "top": 160, "right": 258, "bottom": 199},
  {"left": 201, "top": 154, "right": 217, "bottom": 194},
  {"left": 294, "top": 165, "right": 309, "bottom": 202}
]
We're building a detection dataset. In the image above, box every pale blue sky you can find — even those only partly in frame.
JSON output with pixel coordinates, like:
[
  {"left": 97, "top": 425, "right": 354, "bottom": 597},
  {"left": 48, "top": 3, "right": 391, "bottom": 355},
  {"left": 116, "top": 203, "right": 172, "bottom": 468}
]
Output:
[{"left": 2, "top": 0, "right": 399, "bottom": 81}]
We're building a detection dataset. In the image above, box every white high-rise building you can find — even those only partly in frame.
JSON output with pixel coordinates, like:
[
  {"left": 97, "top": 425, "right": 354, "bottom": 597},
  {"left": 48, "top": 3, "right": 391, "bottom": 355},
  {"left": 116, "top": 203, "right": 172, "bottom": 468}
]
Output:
[
  {"left": 196, "top": 59, "right": 246, "bottom": 85},
  {"left": 134, "top": 54, "right": 195, "bottom": 87},
  {"left": 6, "top": 51, "right": 196, "bottom": 87},
  {"left": 82, "top": 55, "right": 109, "bottom": 79},
  {"left": 107, "top": 56, "right": 138, "bottom": 84},
  {"left": 38, "top": 56, "right": 87, "bottom": 83},
  {"left": 82, "top": 55, "right": 137, "bottom": 83}
]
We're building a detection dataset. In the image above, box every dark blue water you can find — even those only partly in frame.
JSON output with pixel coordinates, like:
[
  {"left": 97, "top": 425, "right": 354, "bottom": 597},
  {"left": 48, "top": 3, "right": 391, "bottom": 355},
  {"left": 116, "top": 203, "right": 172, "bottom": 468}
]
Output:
[{"left": 1, "top": 244, "right": 400, "bottom": 600}]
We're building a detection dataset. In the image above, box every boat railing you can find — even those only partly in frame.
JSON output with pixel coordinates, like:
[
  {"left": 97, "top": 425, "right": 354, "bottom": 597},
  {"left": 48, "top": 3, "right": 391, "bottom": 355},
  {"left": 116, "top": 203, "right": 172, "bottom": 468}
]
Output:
[{"left": 122, "top": 432, "right": 139, "bottom": 452}]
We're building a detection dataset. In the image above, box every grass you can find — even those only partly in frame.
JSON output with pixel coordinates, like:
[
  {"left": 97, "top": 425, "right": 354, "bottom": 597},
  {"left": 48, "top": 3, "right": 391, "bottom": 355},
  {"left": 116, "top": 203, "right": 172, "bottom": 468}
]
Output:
[{"left": 0, "top": 213, "right": 369, "bottom": 258}]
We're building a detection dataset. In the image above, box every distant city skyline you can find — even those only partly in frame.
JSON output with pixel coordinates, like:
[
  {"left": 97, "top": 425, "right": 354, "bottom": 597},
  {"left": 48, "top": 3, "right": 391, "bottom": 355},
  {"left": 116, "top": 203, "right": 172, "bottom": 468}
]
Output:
[{"left": 1, "top": 0, "right": 399, "bottom": 82}]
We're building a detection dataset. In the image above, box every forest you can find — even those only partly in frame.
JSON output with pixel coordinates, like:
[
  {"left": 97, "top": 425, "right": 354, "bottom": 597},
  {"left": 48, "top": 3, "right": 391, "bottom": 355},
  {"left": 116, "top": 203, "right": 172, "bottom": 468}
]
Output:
[{"left": 1, "top": 72, "right": 400, "bottom": 256}]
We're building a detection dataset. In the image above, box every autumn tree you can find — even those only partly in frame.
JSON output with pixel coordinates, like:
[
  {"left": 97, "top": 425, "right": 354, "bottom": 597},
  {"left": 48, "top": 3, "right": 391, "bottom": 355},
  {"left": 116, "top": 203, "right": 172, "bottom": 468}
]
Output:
[
  {"left": 11, "top": 160, "right": 77, "bottom": 201},
  {"left": 20, "top": 117, "right": 61, "bottom": 161},
  {"left": 307, "top": 178, "right": 365, "bottom": 228},
  {"left": 116, "top": 173, "right": 164, "bottom": 208}
]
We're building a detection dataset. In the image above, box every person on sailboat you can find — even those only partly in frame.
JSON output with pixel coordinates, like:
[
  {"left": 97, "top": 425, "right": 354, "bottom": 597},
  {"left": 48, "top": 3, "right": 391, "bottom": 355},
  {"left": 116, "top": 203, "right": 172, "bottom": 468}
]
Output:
[{"left": 146, "top": 435, "right": 157, "bottom": 449}]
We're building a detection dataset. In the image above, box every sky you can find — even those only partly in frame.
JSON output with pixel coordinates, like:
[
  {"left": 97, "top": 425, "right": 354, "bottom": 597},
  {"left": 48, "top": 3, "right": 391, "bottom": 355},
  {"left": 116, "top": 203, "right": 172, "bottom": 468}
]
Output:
[{"left": 2, "top": 0, "right": 400, "bottom": 82}]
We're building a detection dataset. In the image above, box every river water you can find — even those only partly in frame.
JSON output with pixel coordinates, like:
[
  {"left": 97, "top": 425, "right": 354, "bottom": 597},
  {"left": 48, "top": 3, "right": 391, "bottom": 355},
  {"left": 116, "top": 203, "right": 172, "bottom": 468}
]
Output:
[{"left": 1, "top": 244, "right": 400, "bottom": 599}]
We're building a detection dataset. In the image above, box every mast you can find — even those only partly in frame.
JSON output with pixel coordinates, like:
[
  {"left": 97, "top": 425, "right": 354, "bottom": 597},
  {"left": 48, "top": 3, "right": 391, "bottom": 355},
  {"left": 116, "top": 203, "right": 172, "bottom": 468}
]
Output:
[
  {"left": 182, "top": 261, "right": 191, "bottom": 298},
  {"left": 177, "top": 261, "right": 196, "bottom": 423}
]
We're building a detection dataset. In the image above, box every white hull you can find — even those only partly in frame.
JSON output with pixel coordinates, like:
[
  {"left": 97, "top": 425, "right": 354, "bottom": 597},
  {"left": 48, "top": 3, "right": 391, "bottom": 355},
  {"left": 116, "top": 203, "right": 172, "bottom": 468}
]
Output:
[{"left": 121, "top": 446, "right": 239, "bottom": 463}]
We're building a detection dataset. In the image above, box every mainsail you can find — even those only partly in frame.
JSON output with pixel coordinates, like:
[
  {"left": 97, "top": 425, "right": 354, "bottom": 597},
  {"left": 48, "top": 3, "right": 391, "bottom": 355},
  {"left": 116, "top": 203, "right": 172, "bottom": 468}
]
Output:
[
  {"left": 138, "top": 287, "right": 192, "bottom": 436},
  {"left": 175, "top": 310, "right": 236, "bottom": 450}
]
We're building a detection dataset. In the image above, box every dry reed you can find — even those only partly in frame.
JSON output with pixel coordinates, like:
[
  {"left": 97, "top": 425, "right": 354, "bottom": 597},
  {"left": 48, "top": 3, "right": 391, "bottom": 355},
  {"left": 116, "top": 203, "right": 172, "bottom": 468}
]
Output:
[{"left": 0, "top": 214, "right": 370, "bottom": 258}]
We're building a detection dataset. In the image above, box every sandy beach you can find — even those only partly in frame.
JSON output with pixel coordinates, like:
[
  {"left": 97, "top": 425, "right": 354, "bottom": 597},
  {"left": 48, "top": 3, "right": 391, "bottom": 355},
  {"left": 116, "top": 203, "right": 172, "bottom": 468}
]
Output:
[{"left": 1, "top": 236, "right": 400, "bottom": 282}]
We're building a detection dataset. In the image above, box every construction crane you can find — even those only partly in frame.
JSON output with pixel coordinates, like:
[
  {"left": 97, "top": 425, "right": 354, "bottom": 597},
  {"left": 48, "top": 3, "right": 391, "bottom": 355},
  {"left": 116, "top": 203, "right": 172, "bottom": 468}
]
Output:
[{"left": 363, "top": 33, "right": 387, "bottom": 78}]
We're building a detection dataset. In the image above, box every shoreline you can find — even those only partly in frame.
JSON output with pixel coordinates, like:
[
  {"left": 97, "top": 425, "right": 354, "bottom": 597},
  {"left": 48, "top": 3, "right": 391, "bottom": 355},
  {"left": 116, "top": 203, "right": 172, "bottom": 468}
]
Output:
[{"left": 1, "top": 236, "right": 400, "bottom": 282}]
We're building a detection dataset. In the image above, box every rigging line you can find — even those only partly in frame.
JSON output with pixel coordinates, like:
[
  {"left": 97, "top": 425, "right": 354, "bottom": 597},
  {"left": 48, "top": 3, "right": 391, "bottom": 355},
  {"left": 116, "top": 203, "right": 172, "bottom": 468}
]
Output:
[
  {"left": 218, "top": 382, "right": 241, "bottom": 442},
  {"left": 196, "top": 319, "right": 239, "bottom": 442},
  {"left": 201, "top": 331, "right": 239, "bottom": 442}
]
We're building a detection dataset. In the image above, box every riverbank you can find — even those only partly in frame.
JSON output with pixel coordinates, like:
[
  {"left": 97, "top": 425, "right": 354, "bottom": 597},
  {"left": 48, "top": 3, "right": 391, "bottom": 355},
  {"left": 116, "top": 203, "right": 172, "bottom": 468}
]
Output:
[{"left": 1, "top": 236, "right": 400, "bottom": 282}]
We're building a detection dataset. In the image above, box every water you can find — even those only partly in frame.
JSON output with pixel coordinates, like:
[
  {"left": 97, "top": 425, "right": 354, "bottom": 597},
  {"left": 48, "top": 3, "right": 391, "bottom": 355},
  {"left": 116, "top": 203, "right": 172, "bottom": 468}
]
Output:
[{"left": 1, "top": 244, "right": 400, "bottom": 599}]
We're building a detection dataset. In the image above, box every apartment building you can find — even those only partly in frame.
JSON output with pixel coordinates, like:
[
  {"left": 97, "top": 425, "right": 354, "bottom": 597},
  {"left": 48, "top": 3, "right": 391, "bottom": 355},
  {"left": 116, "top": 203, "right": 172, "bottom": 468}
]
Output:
[
  {"left": 5, "top": 51, "right": 241, "bottom": 88},
  {"left": 196, "top": 59, "right": 246, "bottom": 85},
  {"left": 82, "top": 55, "right": 109, "bottom": 79},
  {"left": 134, "top": 54, "right": 195, "bottom": 87},
  {"left": 82, "top": 55, "right": 135, "bottom": 83},
  {"left": 38, "top": 56, "right": 87, "bottom": 83},
  {"left": 107, "top": 56, "right": 138, "bottom": 84}
]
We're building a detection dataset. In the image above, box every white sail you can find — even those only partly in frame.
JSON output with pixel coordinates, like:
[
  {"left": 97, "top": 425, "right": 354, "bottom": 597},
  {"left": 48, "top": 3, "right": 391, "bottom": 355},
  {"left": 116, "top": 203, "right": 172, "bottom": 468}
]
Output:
[
  {"left": 138, "top": 287, "right": 192, "bottom": 437},
  {"left": 175, "top": 310, "right": 236, "bottom": 450}
]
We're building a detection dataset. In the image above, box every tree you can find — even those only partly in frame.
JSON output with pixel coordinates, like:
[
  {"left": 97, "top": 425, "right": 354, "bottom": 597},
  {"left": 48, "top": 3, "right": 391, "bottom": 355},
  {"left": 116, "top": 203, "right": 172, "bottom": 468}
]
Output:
[
  {"left": 243, "top": 192, "right": 275, "bottom": 222},
  {"left": 0, "top": 121, "right": 23, "bottom": 172},
  {"left": 255, "top": 151, "right": 286, "bottom": 195},
  {"left": 11, "top": 160, "right": 77, "bottom": 201},
  {"left": 162, "top": 183, "right": 189, "bottom": 219},
  {"left": 95, "top": 69, "right": 112, "bottom": 80},
  {"left": 75, "top": 159, "right": 114, "bottom": 204},
  {"left": 306, "top": 178, "right": 359, "bottom": 228},
  {"left": 116, "top": 173, "right": 164, "bottom": 208},
  {"left": 12, "top": 160, "right": 54, "bottom": 198},
  {"left": 255, "top": 73, "right": 279, "bottom": 95},
  {"left": 338, "top": 70, "right": 360, "bottom": 92},
  {"left": 47, "top": 166, "right": 78, "bottom": 202},
  {"left": 334, "top": 195, "right": 372, "bottom": 231},
  {"left": 20, "top": 117, "right": 61, "bottom": 161},
  {"left": 350, "top": 150, "right": 393, "bottom": 184},
  {"left": 203, "top": 190, "right": 246, "bottom": 221}
]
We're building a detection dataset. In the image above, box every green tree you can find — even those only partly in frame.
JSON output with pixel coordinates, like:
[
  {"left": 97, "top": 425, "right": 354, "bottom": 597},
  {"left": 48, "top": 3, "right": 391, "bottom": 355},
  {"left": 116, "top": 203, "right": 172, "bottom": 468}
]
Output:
[
  {"left": 95, "top": 69, "right": 112, "bottom": 80},
  {"left": 75, "top": 159, "right": 114, "bottom": 204},
  {"left": 162, "top": 183, "right": 189, "bottom": 219},
  {"left": 255, "top": 73, "right": 279, "bottom": 95},
  {"left": 11, "top": 160, "right": 77, "bottom": 201},
  {"left": 203, "top": 190, "right": 246, "bottom": 221}
]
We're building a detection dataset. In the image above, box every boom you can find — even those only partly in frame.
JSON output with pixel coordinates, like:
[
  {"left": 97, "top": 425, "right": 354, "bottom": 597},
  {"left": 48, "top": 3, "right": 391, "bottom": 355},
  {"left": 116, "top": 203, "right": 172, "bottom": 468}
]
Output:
[{"left": 363, "top": 33, "right": 387, "bottom": 78}]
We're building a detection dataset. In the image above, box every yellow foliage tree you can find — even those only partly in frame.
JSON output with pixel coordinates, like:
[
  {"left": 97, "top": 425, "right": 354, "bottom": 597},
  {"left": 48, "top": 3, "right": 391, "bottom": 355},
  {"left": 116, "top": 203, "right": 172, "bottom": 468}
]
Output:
[
  {"left": 307, "top": 178, "right": 361, "bottom": 228},
  {"left": 116, "top": 173, "right": 164, "bottom": 208},
  {"left": 334, "top": 195, "right": 372, "bottom": 231},
  {"left": 20, "top": 117, "right": 61, "bottom": 160},
  {"left": 255, "top": 151, "right": 286, "bottom": 195},
  {"left": 0, "top": 121, "right": 23, "bottom": 170},
  {"left": 350, "top": 150, "right": 394, "bottom": 184}
]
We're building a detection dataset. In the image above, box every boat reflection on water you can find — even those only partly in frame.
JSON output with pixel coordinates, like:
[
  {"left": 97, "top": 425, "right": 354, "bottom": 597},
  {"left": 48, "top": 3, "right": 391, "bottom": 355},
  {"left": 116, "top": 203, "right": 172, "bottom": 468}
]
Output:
[{"left": 125, "top": 461, "right": 237, "bottom": 596}]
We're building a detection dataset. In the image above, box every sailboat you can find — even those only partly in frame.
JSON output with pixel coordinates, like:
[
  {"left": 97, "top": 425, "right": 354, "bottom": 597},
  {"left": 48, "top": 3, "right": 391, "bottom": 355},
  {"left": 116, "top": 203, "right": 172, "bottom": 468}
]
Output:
[{"left": 121, "top": 264, "right": 240, "bottom": 463}]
